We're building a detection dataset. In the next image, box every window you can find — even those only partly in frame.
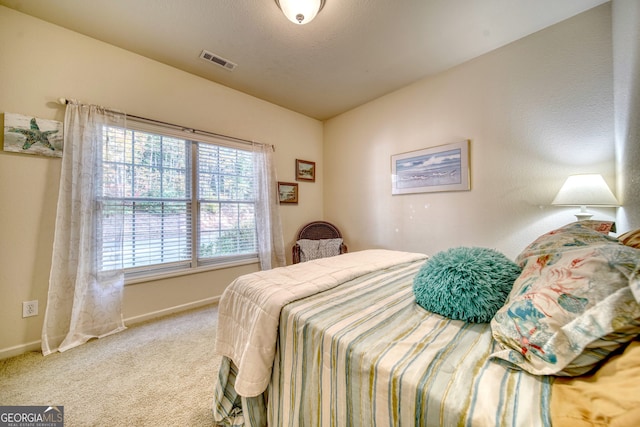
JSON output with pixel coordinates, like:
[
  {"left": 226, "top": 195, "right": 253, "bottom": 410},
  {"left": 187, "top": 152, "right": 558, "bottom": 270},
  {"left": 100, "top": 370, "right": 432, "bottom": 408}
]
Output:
[
  {"left": 99, "top": 121, "right": 258, "bottom": 278},
  {"left": 198, "top": 144, "right": 256, "bottom": 261}
]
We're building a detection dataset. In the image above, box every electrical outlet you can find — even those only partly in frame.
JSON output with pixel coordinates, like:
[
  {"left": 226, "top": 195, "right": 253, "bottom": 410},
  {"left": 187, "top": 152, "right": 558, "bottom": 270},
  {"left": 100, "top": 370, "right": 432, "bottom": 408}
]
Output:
[{"left": 22, "top": 300, "right": 38, "bottom": 318}]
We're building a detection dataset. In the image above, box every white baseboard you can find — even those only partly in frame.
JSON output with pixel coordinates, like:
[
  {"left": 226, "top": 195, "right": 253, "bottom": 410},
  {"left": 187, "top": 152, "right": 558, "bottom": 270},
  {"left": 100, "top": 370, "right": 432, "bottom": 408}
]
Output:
[
  {"left": 123, "top": 296, "right": 220, "bottom": 326},
  {"left": 0, "top": 340, "right": 42, "bottom": 360},
  {"left": 0, "top": 297, "right": 220, "bottom": 360}
]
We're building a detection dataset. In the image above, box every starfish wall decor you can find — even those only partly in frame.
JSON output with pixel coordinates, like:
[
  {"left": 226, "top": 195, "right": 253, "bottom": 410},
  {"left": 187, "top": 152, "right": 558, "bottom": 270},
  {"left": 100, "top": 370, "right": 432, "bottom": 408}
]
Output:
[{"left": 2, "top": 112, "right": 63, "bottom": 157}]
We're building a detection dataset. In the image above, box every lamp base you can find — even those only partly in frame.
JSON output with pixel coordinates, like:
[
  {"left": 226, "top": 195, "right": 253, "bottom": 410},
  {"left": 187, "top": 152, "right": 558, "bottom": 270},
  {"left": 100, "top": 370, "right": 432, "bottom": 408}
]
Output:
[
  {"left": 574, "top": 212, "right": 594, "bottom": 221},
  {"left": 574, "top": 205, "right": 593, "bottom": 221}
]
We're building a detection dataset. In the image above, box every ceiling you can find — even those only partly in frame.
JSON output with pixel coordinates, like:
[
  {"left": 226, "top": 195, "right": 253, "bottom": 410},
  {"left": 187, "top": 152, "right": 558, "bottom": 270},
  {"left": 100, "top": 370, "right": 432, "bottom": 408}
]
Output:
[{"left": 0, "top": 0, "right": 609, "bottom": 120}]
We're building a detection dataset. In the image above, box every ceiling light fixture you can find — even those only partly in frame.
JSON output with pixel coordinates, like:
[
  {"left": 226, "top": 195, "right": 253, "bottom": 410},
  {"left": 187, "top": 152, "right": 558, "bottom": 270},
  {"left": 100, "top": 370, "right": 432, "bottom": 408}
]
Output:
[{"left": 275, "top": 0, "right": 325, "bottom": 25}]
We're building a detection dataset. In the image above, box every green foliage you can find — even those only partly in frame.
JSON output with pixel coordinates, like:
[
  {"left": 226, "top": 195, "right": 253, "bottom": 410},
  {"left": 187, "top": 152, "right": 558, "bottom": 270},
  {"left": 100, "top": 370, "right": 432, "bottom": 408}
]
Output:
[{"left": 199, "top": 228, "right": 256, "bottom": 258}]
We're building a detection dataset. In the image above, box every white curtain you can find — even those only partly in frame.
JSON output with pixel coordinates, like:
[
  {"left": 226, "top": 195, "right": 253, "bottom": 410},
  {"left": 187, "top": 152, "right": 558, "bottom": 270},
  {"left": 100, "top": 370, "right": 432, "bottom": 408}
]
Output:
[
  {"left": 253, "top": 144, "right": 286, "bottom": 270},
  {"left": 42, "top": 103, "right": 127, "bottom": 355}
]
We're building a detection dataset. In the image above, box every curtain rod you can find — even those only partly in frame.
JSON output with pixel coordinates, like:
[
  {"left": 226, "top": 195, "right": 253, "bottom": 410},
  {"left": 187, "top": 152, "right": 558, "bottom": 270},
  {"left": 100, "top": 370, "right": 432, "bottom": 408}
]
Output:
[{"left": 58, "top": 98, "right": 274, "bottom": 150}]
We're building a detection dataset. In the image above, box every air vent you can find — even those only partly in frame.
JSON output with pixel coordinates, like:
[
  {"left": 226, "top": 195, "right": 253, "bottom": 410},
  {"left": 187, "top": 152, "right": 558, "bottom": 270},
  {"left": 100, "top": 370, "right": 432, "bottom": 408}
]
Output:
[{"left": 199, "top": 50, "right": 237, "bottom": 71}]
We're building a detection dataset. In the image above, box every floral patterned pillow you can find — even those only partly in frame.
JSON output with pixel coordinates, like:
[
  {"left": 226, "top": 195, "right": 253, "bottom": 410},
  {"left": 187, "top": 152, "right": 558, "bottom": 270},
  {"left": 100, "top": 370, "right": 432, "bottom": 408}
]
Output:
[
  {"left": 490, "top": 222, "right": 640, "bottom": 376},
  {"left": 580, "top": 220, "right": 616, "bottom": 234},
  {"left": 515, "top": 221, "right": 618, "bottom": 265}
]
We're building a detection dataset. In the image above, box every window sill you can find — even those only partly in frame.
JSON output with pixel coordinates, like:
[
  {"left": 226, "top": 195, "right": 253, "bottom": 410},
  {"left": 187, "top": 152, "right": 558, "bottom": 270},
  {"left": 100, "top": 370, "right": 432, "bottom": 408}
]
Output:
[{"left": 124, "top": 257, "right": 260, "bottom": 286}]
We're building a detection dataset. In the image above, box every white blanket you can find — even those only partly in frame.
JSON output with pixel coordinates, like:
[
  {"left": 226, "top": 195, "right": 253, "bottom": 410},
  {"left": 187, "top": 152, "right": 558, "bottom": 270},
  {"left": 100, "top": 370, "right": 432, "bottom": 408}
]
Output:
[{"left": 214, "top": 249, "right": 428, "bottom": 397}]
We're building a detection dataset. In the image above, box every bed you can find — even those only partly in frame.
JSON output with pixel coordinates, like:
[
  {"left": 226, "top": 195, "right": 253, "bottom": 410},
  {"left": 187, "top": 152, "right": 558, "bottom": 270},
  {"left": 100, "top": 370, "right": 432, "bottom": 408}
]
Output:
[{"left": 212, "top": 221, "right": 640, "bottom": 426}]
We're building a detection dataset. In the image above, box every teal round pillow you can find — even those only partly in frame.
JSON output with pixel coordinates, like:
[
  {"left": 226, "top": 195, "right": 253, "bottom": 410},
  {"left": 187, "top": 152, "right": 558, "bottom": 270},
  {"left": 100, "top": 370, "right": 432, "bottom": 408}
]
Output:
[{"left": 413, "top": 247, "right": 521, "bottom": 323}]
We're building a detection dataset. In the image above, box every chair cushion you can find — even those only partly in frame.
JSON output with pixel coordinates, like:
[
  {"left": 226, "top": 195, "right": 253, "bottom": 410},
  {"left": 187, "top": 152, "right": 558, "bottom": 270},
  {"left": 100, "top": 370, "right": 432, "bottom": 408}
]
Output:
[{"left": 297, "top": 238, "right": 343, "bottom": 262}]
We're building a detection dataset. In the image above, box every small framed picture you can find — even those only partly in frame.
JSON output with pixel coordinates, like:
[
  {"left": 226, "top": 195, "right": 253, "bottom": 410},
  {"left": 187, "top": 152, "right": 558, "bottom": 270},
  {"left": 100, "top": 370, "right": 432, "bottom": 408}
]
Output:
[
  {"left": 278, "top": 181, "right": 299, "bottom": 204},
  {"left": 295, "top": 159, "right": 316, "bottom": 182}
]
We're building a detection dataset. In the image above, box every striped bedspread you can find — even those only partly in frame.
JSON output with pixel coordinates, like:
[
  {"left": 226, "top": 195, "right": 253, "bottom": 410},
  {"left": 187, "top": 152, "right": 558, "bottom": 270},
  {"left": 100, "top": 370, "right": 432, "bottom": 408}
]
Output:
[
  {"left": 214, "top": 255, "right": 552, "bottom": 426},
  {"left": 215, "top": 250, "right": 428, "bottom": 397}
]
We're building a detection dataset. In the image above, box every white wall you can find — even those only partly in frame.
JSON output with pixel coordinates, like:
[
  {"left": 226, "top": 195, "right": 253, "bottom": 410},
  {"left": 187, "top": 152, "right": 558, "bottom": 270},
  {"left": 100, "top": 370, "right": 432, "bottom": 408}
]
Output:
[
  {"left": 0, "top": 6, "right": 323, "bottom": 357},
  {"left": 324, "top": 4, "right": 619, "bottom": 260},
  {"left": 613, "top": 0, "right": 640, "bottom": 231}
]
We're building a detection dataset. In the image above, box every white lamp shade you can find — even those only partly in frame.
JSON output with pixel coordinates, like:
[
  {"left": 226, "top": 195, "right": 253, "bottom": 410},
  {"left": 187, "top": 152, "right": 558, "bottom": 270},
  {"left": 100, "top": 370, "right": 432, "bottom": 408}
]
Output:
[
  {"left": 552, "top": 174, "right": 619, "bottom": 206},
  {"left": 276, "top": 0, "right": 323, "bottom": 24}
]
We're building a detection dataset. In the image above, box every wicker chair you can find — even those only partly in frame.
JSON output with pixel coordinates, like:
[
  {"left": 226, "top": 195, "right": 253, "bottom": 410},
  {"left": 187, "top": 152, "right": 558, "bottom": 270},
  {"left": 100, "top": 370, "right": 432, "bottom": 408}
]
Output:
[{"left": 292, "top": 221, "right": 348, "bottom": 264}]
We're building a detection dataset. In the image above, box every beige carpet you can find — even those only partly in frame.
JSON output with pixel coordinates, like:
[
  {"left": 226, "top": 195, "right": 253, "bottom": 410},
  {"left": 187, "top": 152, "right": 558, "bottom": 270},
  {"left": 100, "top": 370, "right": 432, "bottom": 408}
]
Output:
[{"left": 0, "top": 304, "right": 222, "bottom": 426}]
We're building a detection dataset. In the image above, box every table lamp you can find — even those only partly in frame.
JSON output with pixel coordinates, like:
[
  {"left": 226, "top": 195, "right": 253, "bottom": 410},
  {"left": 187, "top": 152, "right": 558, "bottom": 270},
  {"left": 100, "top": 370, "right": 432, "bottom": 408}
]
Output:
[{"left": 551, "top": 174, "right": 619, "bottom": 220}]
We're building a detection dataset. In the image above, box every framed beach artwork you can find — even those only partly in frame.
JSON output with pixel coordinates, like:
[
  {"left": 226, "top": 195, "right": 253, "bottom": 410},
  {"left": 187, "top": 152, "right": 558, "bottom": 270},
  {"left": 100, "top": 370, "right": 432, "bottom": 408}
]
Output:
[
  {"left": 278, "top": 181, "right": 299, "bottom": 204},
  {"left": 391, "top": 140, "right": 470, "bottom": 195},
  {"left": 2, "top": 113, "right": 64, "bottom": 158},
  {"left": 295, "top": 159, "right": 315, "bottom": 182}
]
